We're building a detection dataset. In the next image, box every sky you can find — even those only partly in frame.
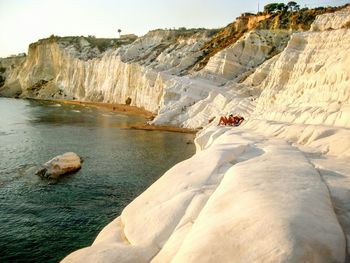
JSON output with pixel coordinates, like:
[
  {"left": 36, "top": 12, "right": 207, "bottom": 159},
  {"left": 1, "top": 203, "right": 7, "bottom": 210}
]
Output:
[{"left": 0, "top": 0, "right": 349, "bottom": 57}]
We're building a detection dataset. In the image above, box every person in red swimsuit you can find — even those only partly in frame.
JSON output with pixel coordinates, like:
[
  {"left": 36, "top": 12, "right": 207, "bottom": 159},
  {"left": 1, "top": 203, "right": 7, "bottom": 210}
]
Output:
[{"left": 218, "top": 114, "right": 244, "bottom": 126}]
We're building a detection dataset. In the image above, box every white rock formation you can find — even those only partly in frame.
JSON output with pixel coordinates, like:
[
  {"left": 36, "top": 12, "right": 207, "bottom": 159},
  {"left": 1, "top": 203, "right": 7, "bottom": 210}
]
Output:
[
  {"left": 252, "top": 29, "right": 350, "bottom": 128},
  {"left": 153, "top": 7, "right": 350, "bottom": 130},
  {"left": 0, "top": 54, "right": 26, "bottom": 96},
  {"left": 0, "top": 5, "right": 348, "bottom": 262},
  {"left": 151, "top": 29, "right": 291, "bottom": 128},
  {"left": 62, "top": 124, "right": 346, "bottom": 262},
  {"left": 311, "top": 6, "right": 350, "bottom": 31},
  {"left": 1, "top": 30, "right": 211, "bottom": 113},
  {"left": 36, "top": 152, "right": 81, "bottom": 179},
  {"left": 62, "top": 6, "right": 350, "bottom": 263},
  {"left": 200, "top": 29, "right": 290, "bottom": 81}
]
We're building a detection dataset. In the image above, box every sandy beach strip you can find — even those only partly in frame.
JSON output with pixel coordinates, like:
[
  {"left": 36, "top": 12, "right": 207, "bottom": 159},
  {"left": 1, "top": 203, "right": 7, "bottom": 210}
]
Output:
[
  {"left": 49, "top": 99, "right": 198, "bottom": 134},
  {"left": 53, "top": 99, "right": 154, "bottom": 118}
]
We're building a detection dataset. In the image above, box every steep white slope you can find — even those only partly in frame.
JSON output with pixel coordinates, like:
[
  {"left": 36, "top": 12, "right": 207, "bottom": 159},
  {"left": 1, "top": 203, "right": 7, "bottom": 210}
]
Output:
[
  {"left": 0, "top": 55, "right": 26, "bottom": 96},
  {"left": 55, "top": 51, "right": 165, "bottom": 112},
  {"left": 62, "top": 125, "right": 346, "bottom": 263},
  {"left": 171, "top": 136, "right": 342, "bottom": 263},
  {"left": 253, "top": 28, "right": 350, "bottom": 128},
  {"left": 201, "top": 29, "right": 290, "bottom": 81},
  {"left": 152, "top": 29, "right": 290, "bottom": 128},
  {"left": 62, "top": 7, "right": 350, "bottom": 262},
  {"left": 1, "top": 30, "right": 210, "bottom": 112},
  {"left": 153, "top": 7, "right": 350, "bottom": 130},
  {"left": 311, "top": 6, "right": 350, "bottom": 31}
]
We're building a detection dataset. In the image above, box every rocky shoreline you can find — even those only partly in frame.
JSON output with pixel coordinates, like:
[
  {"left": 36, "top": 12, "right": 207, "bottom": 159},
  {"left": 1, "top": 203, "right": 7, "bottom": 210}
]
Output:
[
  {"left": 1, "top": 4, "right": 349, "bottom": 263},
  {"left": 62, "top": 7, "right": 350, "bottom": 262}
]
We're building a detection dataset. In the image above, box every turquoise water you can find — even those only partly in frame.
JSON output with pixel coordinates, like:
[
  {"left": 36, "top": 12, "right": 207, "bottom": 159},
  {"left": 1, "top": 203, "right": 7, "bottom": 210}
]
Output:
[{"left": 0, "top": 98, "right": 195, "bottom": 262}]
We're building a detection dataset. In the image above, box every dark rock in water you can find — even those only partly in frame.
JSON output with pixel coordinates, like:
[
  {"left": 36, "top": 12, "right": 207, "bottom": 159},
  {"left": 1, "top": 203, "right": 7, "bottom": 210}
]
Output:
[
  {"left": 35, "top": 152, "right": 81, "bottom": 179},
  {"left": 35, "top": 167, "right": 48, "bottom": 177}
]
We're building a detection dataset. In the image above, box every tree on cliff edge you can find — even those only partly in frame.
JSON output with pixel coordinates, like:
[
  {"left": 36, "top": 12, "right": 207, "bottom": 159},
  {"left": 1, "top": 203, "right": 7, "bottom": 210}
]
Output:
[
  {"left": 264, "top": 3, "right": 279, "bottom": 13},
  {"left": 287, "top": 1, "right": 300, "bottom": 11},
  {"left": 265, "top": 2, "right": 300, "bottom": 13}
]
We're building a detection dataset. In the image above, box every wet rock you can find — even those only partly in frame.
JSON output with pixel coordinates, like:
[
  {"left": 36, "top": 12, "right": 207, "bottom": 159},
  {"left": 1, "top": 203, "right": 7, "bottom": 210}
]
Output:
[{"left": 36, "top": 152, "right": 81, "bottom": 179}]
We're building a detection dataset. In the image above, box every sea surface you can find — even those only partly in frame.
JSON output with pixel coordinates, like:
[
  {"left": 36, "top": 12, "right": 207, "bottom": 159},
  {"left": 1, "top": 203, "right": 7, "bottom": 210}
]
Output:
[{"left": 0, "top": 98, "right": 195, "bottom": 262}]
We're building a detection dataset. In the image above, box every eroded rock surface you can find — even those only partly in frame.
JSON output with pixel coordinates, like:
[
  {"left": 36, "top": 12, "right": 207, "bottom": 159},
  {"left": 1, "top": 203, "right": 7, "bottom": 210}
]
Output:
[
  {"left": 36, "top": 152, "right": 81, "bottom": 179},
  {"left": 62, "top": 6, "right": 350, "bottom": 263},
  {"left": 1, "top": 4, "right": 348, "bottom": 263}
]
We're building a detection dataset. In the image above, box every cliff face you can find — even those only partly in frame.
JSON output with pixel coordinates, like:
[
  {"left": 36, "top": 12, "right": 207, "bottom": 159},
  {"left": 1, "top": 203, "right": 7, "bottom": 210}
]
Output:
[
  {"left": 1, "top": 5, "right": 349, "bottom": 263},
  {"left": 0, "top": 30, "right": 212, "bottom": 112},
  {"left": 59, "top": 7, "right": 350, "bottom": 263},
  {"left": 153, "top": 6, "right": 350, "bottom": 130},
  {"left": 0, "top": 8, "right": 334, "bottom": 113},
  {"left": 253, "top": 25, "right": 350, "bottom": 128},
  {"left": 200, "top": 29, "right": 290, "bottom": 81},
  {"left": 0, "top": 55, "right": 26, "bottom": 94}
]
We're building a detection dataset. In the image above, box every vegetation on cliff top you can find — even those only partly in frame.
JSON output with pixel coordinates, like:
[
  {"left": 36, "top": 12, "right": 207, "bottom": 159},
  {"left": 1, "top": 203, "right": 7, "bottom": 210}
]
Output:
[
  {"left": 148, "top": 27, "right": 220, "bottom": 40},
  {"left": 20, "top": 2, "right": 350, "bottom": 71},
  {"left": 191, "top": 2, "right": 348, "bottom": 71},
  {"left": 30, "top": 34, "right": 136, "bottom": 54}
]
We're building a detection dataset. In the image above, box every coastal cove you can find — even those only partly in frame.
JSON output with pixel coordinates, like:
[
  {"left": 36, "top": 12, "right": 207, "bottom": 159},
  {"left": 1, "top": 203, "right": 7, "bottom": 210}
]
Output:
[
  {"left": 0, "top": 98, "right": 195, "bottom": 262},
  {"left": 0, "top": 2, "right": 350, "bottom": 262}
]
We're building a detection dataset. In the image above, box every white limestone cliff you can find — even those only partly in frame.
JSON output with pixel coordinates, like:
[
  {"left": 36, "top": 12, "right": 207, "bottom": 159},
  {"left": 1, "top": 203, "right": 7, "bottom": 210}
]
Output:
[
  {"left": 62, "top": 123, "right": 347, "bottom": 263},
  {"left": 252, "top": 29, "right": 350, "bottom": 128},
  {"left": 200, "top": 29, "right": 290, "bottom": 81},
  {"left": 0, "top": 54, "right": 26, "bottom": 95},
  {"left": 311, "top": 6, "right": 350, "bottom": 31},
  {"left": 153, "top": 7, "right": 350, "bottom": 130},
  {"left": 0, "top": 4, "right": 349, "bottom": 262},
  {"left": 0, "top": 30, "right": 211, "bottom": 112},
  {"left": 151, "top": 29, "right": 291, "bottom": 127},
  {"left": 61, "top": 6, "right": 350, "bottom": 263}
]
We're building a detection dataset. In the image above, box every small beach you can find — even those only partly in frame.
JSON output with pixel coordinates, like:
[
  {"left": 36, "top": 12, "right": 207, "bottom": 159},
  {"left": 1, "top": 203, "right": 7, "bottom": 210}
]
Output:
[{"left": 54, "top": 99, "right": 198, "bottom": 134}]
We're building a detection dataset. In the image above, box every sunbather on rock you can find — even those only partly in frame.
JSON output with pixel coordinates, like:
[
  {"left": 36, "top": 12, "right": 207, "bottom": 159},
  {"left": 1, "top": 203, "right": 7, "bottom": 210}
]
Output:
[{"left": 218, "top": 114, "right": 244, "bottom": 126}]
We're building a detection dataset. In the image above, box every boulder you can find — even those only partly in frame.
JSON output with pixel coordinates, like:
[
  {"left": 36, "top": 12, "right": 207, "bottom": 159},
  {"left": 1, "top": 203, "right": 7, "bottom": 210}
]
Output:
[{"left": 36, "top": 152, "right": 81, "bottom": 179}]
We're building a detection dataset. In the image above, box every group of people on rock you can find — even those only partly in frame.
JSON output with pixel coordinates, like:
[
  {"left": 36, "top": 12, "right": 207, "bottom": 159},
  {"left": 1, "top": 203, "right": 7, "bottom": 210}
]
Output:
[{"left": 218, "top": 114, "right": 244, "bottom": 126}]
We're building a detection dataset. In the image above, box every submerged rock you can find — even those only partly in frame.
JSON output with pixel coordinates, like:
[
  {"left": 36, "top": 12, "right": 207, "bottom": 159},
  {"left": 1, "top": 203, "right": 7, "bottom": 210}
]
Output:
[{"left": 36, "top": 152, "right": 81, "bottom": 179}]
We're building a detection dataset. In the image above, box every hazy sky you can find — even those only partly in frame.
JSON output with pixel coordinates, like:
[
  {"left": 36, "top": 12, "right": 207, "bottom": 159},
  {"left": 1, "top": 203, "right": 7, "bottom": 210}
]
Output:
[{"left": 0, "top": 0, "right": 348, "bottom": 57}]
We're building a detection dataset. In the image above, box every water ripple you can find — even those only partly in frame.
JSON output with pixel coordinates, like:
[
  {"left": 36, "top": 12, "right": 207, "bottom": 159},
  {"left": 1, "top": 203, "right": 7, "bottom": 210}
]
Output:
[{"left": 0, "top": 98, "right": 195, "bottom": 263}]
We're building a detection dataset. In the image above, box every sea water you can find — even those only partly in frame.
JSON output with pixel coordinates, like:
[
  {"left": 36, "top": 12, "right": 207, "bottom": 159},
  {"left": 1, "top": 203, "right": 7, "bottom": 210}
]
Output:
[{"left": 0, "top": 98, "right": 195, "bottom": 262}]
